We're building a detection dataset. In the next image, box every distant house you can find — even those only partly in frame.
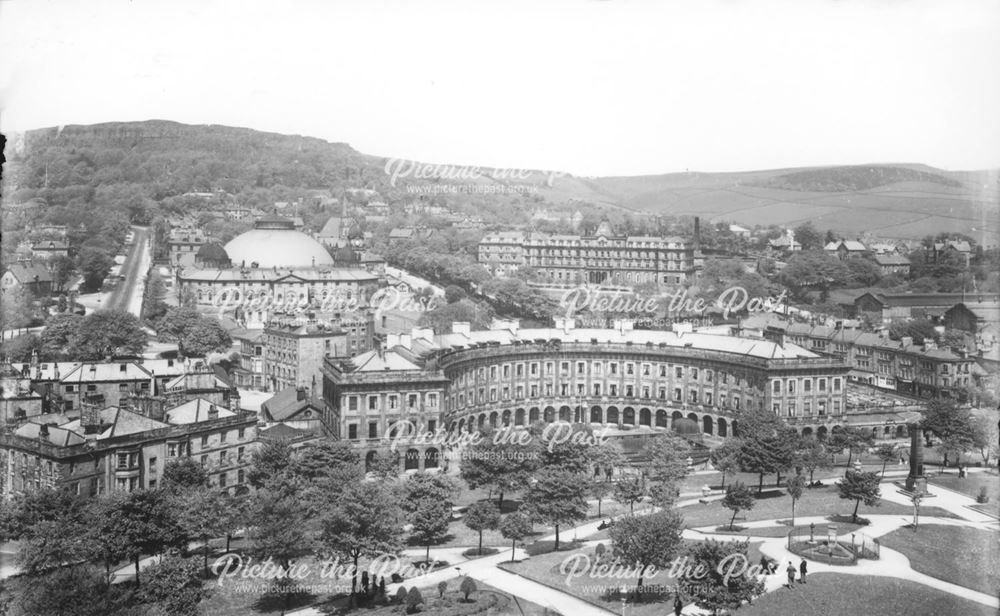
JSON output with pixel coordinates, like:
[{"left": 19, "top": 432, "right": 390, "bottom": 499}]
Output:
[
  {"left": 388, "top": 228, "right": 416, "bottom": 243},
  {"left": 931, "top": 240, "right": 973, "bottom": 266},
  {"left": 824, "top": 240, "right": 868, "bottom": 260},
  {"left": 1, "top": 263, "right": 54, "bottom": 295},
  {"left": 942, "top": 301, "right": 1000, "bottom": 334},
  {"left": 873, "top": 254, "right": 911, "bottom": 277},
  {"left": 31, "top": 240, "right": 70, "bottom": 260},
  {"left": 728, "top": 224, "right": 752, "bottom": 239},
  {"left": 854, "top": 292, "right": 999, "bottom": 321}
]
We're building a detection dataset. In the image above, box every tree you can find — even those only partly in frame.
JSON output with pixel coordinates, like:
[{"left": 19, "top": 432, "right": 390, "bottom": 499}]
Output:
[
  {"left": 796, "top": 438, "right": 830, "bottom": 483},
  {"left": 247, "top": 487, "right": 307, "bottom": 613},
  {"left": 721, "top": 482, "right": 755, "bottom": 530},
  {"left": 409, "top": 498, "right": 452, "bottom": 564},
  {"left": 39, "top": 313, "right": 83, "bottom": 359},
  {"left": 590, "top": 478, "right": 612, "bottom": 517},
  {"left": 459, "top": 428, "right": 539, "bottom": 511},
  {"left": 78, "top": 247, "right": 113, "bottom": 292},
  {"left": 685, "top": 539, "right": 765, "bottom": 616},
  {"left": 609, "top": 510, "right": 685, "bottom": 600},
  {"left": 709, "top": 440, "right": 742, "bottom": 490},
  {"left": 401, "top": 472, "right": 458, "bottom": 515},
  {"left": 17, "top": 564, "right": 107, "bottom": 616},
  {"left": 368, "top": 449, "right": 400, "bottom": 480},
  {"left": 588, "top": 440, "right": 625, "bottom": 481},
  {"left": 838, "top": 470, "right": 881, "bottom": 523},
  {"left": 156, "top": 307, "right": 230, "bottom": 357},
  {"left": 162, "top": 457, "right": 209, "bottom": 491},
  {"left": 175, "top": 486, "right": 229, "bottom": 576},
  {"left": 829, "top": 426, "right": 875, "bottom": 471},
  {"left": 524, "top": 469, "right": 588, "bottom": 549},
  {"left": 405, "top": 586, "right": 424, "bottom": 613},
  {"left": 463, "top": 501, "right": 501, "bottom": 555},
  {"left": 793, "top": 222, "right": 823, "bottom": 252},
  {"left": 874, "top": 443, "right": 897, "bottom": 477},
  {"left": 68, "top": 310, "right": 147, "bottom": 359},
  {"left": 444, "top": 285, "right": 466, "bottom": 304},
  {"left": 247, "top": 438, "right": 293, "bottom": 488},
  {"left": 460, "top": 577, "right": 477, "bottom": 602},
  {"left": 499, "top": 511, "right": 532, "bottom": 562},
  {"left": 845, "top": 258, "right": 883, "bottom": 286},
  {"left": 786, "top": 475, "right": 806, "bottom": 526},
  {"left": 437, "top": 580, "right": 448, "bottom": 598},
  {"left": 136, "top": 555, "right": 205, "bottom": 616},
  {"left": 99, "top": 489, "right": 186, "bottom": 587},
  {"left": 735, "top": 410, "right": 797, "bottom": 493},
  {"left": 319, "top": 481, "right": 404, "bottom": 597},
  {"left": 642, "top": 432, "right": 691, "bottom": 506},
  {"left": 0, "top": 333, "right": 41, "bottom": 362},
  {"left": 179, "top": 316, "right": 232, "bottom": 357},
  {"left": 778, "top": 251, "right": 850, "bottom": 300},
  {"left": 614, "top": 475, "right": 645, "bottom": 513}
]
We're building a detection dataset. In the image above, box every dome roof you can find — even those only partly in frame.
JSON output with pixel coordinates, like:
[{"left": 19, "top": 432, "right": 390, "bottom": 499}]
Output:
[
  {"left": 224, "top": 227, "right": 334, "bottom": 269},
  {"left": 196, "top": 242, "right": 230, "bottom": 264}
]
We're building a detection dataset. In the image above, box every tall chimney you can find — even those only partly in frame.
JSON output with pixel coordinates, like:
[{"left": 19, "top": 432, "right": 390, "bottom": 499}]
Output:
[{"left": 693, "top": 216, "right": 701, "bottom": 253}]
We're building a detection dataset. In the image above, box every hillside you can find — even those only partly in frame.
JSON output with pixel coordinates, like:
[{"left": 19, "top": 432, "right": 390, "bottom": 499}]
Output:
[
  {"left": 577, "top": 165, "right": 999, "bottom": 244},
  {"left": 3, "top": 121, "right": 996, "bottom": 244}
]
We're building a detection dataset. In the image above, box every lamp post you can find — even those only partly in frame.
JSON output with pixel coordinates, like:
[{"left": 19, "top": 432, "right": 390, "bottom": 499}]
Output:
[
  {"left": 809, "top": 522, "right": 815, "bottom": 544},
  {"left": 620, "top": 585, "right": 628, "bottom": 616}
]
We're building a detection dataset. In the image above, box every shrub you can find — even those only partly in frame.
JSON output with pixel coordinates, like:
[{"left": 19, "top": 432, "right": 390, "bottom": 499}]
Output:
[
  {"left": 405, "top": 587, "right": 424, "bottom": 613},
  {"left": 460, "top": 577, "right": 477, "bottom": 601},
  {"left": 395, "top": 586, "right": 408, "bottom": 603},
  {"left": 438, "top": 581, "right": 448, "bottom": 598}
]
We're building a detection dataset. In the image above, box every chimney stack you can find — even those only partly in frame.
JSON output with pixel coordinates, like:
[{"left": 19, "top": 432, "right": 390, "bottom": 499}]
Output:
[
  {"left": 81, "top": 401, "right": 102, "bottom": 435},
  {"left": 296, "top": 387, "right": 307, "bottom": 401},
  {"left": 38, "top": 423, "right": 51, "bottom": 442},
  {"left": 208, "top": 404, "right": 219, "bottom": 420}
]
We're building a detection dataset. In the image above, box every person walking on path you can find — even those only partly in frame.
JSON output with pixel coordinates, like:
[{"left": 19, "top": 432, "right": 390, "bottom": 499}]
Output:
[
  {"left": 673, "top": 591, "right": 683, "bottom": 616},
  {"left": 799, "top": 560, "right": 807, "bottom": 584},
  {"left": 786, "top": 562, "right": 796, "bottom": 587}
]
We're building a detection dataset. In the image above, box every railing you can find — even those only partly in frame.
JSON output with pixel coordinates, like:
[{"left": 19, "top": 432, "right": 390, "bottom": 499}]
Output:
[{"left": 786, "top": 527, "right": 880, "bottom": 565}]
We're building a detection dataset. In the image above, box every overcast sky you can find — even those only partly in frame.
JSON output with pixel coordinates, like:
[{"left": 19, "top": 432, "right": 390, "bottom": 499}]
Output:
[{"left": 1, "top": 0, "right": 999, "bottom": 177}]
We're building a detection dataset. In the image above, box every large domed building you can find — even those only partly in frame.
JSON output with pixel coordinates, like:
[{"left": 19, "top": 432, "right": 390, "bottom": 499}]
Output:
[
  {"left": 224, "top": 216, "right": 334, "bottom": 269},
  {"left": 176, "top": 216, "right": 383, "bottom": 327}
]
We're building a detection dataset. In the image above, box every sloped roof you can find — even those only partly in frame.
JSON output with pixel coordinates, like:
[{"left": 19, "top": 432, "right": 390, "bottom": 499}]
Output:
[
  {"left": 4, "top": 263, "right": 53, "bottom": 284},
  {"left": 873, "top": 254, "right": 911, "bottom": 266},
  {"left": 318, "top": 217, "right": 344, "bottom": 238},
  {"left": 350, "top": 349, "right": 422, "bottom": 372},
  {"left": 164, "top": 397, "right": 237, "bottom": 424},
  {"left": 60, "top": 362, "right": 154, "bottom": 384},
  {"left": 260, "top": 387, "right": 325, "bottom": 421}
]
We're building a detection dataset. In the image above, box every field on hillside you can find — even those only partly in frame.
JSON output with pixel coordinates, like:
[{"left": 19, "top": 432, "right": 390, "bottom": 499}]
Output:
[{"left": 571, "top": 166, "right": 999, "bottom": 243}]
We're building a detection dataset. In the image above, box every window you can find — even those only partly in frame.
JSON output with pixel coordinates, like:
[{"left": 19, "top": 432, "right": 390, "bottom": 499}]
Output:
[
  {"left": 673, "top": 388, "right": 682, "bottom": 401},
  {"left": 368, "top": 396, "right": 379, "bottom": 411},
  {"left": 689, "top": 390, "right": 698, "bottom": 403},
  {"left": 348, "top": 424, "right": 358, "bottom": 439},
  {"left": 116, "top": 453, "right": 129, "bottom": 469},
  {"left": 119, "top": 383, "right": 129, "bottom": 392},
  {"left": 167, "top": 443, "right": 178, "bottom": 457},
  {"left": 427, "top": 393, "right": 438, "bottom": 408},
  {"left": 219, "top": 451, "right": 226, "bottom": 466},
  {"left": 773, "top": 381, "right": 781, "bottom": 394},
  {"left": 201, "top": 435, "right": 209, "bottom": 448},
  {"left": 626, "top": 363, "right": 634, "bottom": 375},
  {"left": 675, "top": 366, "right": 683, "bottom": 379},
  {"left": 788, "top": 380, "right": 796, "bottom": 394},
  {"left": 833, "top": 378, "right": 842, "bottom": 392},
  {"left": 530, "top": 363, "right": 539, "bottom": 376},
  {"left": 787, "top": 402, "right": 796, "bottom": 417},
  {"left": 238, "top": 470, "right": 245, "bottom": 484},
  {"left": 625, "top": 385, "right": 634, "bottom": 397},
  {"left": 691, "top": 368, "right": 699, "bottom": 380},
  {"left": 428, "top": 420, "right": 436, "bottom": 432},
  {"left": 804, "top": 379, "right": 812, "bottom": 392},
  {"left": 610, "top": 363, "right": 618, "bottom": 375},
  {"left": 818, "top": 401, "right": 827, "bottom": 416},
  {"left": 201, "top": 455, "right": 208, "bottom": 466},
  {"left": 219, "top": 472, "right": 227, "bottom": 488},
  {"left": 388, "top": 395, "right": 398, "bottom": 409},
  {"left": 348, "top": 396, "right": 358, "bottom": 411},
  {"left": 818, "top": 379, "right": 827, "bottom": 392},
  {"left": 705, "top": 392, "right": 713, "bottom": 405},
  {"left": 773, "top": 403, "right": 781, "bottom": 414},
  {"left": 237, "top": 447, "right": 245, "bottom": 461},
  {"left": 220, "top": 430, "right": 227, "bottom": 443},
  {"left": 149, "top": 456, "right": 157, "bottom": 471},
  {"left": 593, "top": 383, "right": 602, "bottom": 396},
  {"left": 65, "top": 385, "right": 75, "bottom": 393},
  {"left": 609, "top": 384, "right": 618, "bottom": 396},
  {"left": 659, "top": 365, "right": 667, "bottom": 377},
  {"left": 238, "top": 427, "right": 246, "bottom": 440},
  {"left": 530, "top": 385, "right": 538, "bottom": 397},
  {"left": 804, "top": 402, "right": 811, "bottom": 415},
  {"left": 503, "top": 365, "right": 510, "bottom": 378},
  {"left": 706, "top": 370, "right": 713, "bottom": 382}
]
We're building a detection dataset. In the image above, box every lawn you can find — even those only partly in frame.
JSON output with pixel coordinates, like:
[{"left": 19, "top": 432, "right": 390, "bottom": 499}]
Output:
[
  {"left": 735, "top": 573, "right": 997, "bottom": 616},
  {"left": 677, "top": 485, "right": 955, "bottom": 528},
  {"left": 877, "top": 525, "right": 1000, "bottom": 597},
  {"left": 499, "top": 539, "right": 766, "bottom": 616},
  {"left": 929, "top": 472, "right": 999, "bottom": 505}
]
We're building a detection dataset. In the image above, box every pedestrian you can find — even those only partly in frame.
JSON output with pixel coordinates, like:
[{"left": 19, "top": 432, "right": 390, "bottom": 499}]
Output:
[
  {"left": 799, "top": 560, "right": 807, "bottom": 583},
  {"left": 674, "top": 591, "right": 683, "bottom": 616},
  {"left": 786, "top": 562, "right": 796, "bottom": 587},
  {"left": 759, "top": 555, "right": 770, "bottom": 574}
]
